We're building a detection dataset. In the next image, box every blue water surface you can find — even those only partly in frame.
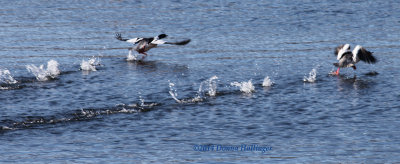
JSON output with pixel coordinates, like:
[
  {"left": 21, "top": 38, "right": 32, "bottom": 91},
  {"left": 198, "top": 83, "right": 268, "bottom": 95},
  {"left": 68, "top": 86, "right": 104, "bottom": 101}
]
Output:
[{"left": 1, "top": 0, "right": 400, "bottom": 163}]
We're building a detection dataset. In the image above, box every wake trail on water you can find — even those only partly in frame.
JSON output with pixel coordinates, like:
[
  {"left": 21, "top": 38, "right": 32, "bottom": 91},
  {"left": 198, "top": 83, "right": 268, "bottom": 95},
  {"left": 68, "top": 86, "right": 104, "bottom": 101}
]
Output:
[
  {"left": 169, "top": 76, "right": 218, "bottom": 103},
  {"left": 26, "top": 60, "right": 60, "bottom": 81},
  {"left": 0, "top": 98, "right": 160, "bottom": 132}
]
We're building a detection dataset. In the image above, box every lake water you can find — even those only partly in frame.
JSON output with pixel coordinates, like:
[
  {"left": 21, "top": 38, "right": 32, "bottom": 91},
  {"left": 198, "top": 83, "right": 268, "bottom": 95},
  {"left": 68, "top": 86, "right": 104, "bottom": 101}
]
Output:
[{"left": 1, "top": 0, "right": 400, "bottom": 163}]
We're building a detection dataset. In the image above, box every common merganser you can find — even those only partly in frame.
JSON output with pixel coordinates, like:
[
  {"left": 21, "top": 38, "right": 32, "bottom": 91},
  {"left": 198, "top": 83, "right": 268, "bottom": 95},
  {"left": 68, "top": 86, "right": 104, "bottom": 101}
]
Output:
[
  {"left": 333, "top": 44, "right": 377, "bottom": 75},
  {"left": 115, "top": 33, "right": 190, "bottom": 60}
]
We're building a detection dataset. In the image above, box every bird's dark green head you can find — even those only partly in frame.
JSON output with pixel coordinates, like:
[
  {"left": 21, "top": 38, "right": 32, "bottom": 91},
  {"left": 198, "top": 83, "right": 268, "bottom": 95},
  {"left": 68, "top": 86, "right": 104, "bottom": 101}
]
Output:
[{"left": 158, "top": 34, "right": 167, "bottom": 39}]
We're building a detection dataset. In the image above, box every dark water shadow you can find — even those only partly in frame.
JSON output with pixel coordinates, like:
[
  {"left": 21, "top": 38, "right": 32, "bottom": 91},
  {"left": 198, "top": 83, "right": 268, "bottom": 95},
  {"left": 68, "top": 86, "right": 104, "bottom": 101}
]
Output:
[
  {"left": 124, "top": 58, "right": 189, "bottom": 74},
  {"left": 335, "top": 74, "right": 376, "bottom": 91},
  {"left": 0, "top": 101, "right": 161, "bottom": 134}
]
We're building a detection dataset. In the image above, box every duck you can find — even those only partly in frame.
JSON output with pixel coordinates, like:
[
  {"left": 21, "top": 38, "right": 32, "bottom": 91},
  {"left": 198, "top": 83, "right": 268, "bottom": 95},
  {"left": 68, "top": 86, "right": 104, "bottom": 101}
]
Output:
[
  {"left": 332, "top": 44, "right": 377, "bottom": 75},
  {"left": 115, "top": 33, "right": 190, "bottom": 60}
]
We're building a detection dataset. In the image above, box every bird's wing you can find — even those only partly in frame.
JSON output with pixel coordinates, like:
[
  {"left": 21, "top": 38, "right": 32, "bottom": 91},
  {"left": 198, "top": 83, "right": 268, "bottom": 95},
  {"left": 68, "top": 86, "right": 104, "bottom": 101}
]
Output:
[
  {"left": 352, "top": 45, "right": 377, "bottom": 64},
  {"left": 151, "top": 38, "right": 191, "bottom": 45},
  {"left": 334, "top": 44, "right": 345, "bottom": 56},
  {"left": 335, "top": 44, "right": 351, "bottom": 60},
  {"left": 115, "top": 33, "right": 141, "bottom": 44},
  {"left": 115, "top": 33, "right": 129, "bottom": 41},
  {"left": 164, "top": 39, "right": 191, "bottom": 45},
  {"left": 126, "top": 38, "right": 141, "bottom": 44}
]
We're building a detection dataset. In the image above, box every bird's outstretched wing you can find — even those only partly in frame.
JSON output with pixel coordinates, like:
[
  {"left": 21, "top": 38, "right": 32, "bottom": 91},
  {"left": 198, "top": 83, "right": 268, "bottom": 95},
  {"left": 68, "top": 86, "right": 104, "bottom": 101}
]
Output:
[
  {"left": 115, "top": 33, "right": 141, "bottom": 44},
  {"left": 334, "top": 44, "right": 345, "bottom": 56},
  {"left": 151, "top": 39, "right": 191, "bottom": 45},
  {"left": 352, "top": 45, "right": 377, "bottom": 64},
  {"left": 335, "top": 44, "right": 351, "bottom": 60},
  {"left": 165, "top": 39, "right": 191, "bottom": 45},
  {"left": 115, "top": 33, "right": 128, "bottom": 41}
]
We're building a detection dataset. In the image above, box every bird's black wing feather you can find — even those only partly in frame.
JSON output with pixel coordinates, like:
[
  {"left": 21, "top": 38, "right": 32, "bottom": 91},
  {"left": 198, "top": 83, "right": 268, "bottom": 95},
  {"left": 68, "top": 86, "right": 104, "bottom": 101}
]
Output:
[
  {"left": 165, "top": 39, "right": 191, "bottom": 45},
  {"left": 115, "top": 33, "right": 129, "bottom": 41},
  {"left": 356, "top": 47, "right": 377, "bottom": 64},
  {"left": 334, "top": 44, "right": 345, "bottom": 56}
]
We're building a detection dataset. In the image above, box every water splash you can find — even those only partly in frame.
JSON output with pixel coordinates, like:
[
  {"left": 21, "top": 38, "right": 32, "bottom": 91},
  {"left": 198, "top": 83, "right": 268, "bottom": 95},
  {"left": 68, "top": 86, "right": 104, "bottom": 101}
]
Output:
[
  {"left": 26, "top": 60, "right": 60, "bottom": 81},
  {"left": 303, "top": 68, "right": 317, "bottom": 83},
  {"left": 231, "top": 80, "right": 255, "bottom": 93},
  {"left": 262, "top": 76, "right": 273, "bottom": 87},
  {"left": 197, "top": 76, "right": 218, "bottom": 97},
  {"left": 80, "top": 56, "right": 100, "bottom": 71},
  {"left": 168, "top": 82, "right": 183, "bottom": 103},
  {"left": 0, "top": 69, "right": 18, "bottom": 84},
  {"left": 126, "top": 50, "right": 138, "bottom": 61},
  {"left": 168, "top": 82, "right": 203, "bottom": 103},
  {"left": 168, "top": 76, "right": 218, "bottom": 103},
  {"left": 47, "top": 60, "right": 60, "bottom": 76}
]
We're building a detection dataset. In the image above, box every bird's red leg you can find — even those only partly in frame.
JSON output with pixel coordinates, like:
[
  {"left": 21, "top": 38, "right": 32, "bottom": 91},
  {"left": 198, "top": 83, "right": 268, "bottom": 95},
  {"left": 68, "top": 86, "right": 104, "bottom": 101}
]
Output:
[
  {"left": 140, "top": 52, "right": 148, "bottom": 60},
  {"left": 335, "top": 67, "right": 340, "bottom": 75}
]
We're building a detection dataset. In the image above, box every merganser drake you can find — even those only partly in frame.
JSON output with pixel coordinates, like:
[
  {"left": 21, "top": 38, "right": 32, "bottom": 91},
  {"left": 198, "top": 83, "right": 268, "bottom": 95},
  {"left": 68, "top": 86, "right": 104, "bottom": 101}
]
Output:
[
  {"left": 332, "top": 44, "right": 377, "bottom": 75},
  {"left": 115, "top": 33, "right": 190, "bottom": 60}
]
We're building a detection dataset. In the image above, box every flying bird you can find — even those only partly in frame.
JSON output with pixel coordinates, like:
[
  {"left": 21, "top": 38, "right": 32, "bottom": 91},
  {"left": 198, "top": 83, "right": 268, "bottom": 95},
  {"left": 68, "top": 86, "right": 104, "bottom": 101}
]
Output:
[
  {"left": 332, "top": 44, "right": 377, "bottom": 75},
  {"left": 115, "top": 33, "right": 190, "bottom": 60}
]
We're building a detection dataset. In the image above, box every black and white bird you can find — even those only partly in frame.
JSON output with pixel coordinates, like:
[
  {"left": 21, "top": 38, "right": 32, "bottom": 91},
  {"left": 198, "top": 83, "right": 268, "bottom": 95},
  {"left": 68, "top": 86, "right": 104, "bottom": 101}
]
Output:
[
  {"left": 332, "top": 44, "right": 377, "bottom": 75},
  {"left": 115, "top": 33, "right": 190, "bottom": 60}
]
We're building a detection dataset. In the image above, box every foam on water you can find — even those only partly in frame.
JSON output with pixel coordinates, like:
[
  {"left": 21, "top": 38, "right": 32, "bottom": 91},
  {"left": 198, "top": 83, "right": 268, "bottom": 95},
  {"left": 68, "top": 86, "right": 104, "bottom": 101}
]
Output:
[
  {"left": 231, "top": 80, "right": 255, "bottom": 93},
  {"left": 26, "top": 60, "right": 60, "bottom": 81},
  {"left": 303, "top": 68, "right": 317, "bottom": 83},
  {"left": 0, "top": 69, "right": 18, "bottom": 84},
  {"left": 80, "top": 57, "right": 100, "bottom": 71},
  {"left": 262, "top": 76, "right": 273, "bottom": 87}
]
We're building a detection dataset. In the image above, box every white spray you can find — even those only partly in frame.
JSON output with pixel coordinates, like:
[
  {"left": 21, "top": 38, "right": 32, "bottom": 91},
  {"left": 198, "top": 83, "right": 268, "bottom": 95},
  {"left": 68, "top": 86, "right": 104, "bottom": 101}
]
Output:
[
  {"left": 262, "top": 76, "right": 273, "bottom": 87},
  {"left": 169, "top": 76, "right": 219, "bottom": 103},
  {"left": 126, "top": 49, "right": 138, "bottom": 61},
  {"left": 0, "top": 69, "right": 18, "bottom": 84},
  {"left": 230, "top": 80, "right": 255, "bottom": 93},
  {"left": 26, "top": 59, "right": 60, "bottom": 81},
  {"left": 81, "top": 56, "right": 100, "bottom": 71},
  {"left": 168, "top": 82, "right": 183, "bottom": 103},
  {"left": 303, "top": 68, "right": 317, "bottom": 83},
  {"left": 198, "top": 75, "right": 218, "bottom": 97}
]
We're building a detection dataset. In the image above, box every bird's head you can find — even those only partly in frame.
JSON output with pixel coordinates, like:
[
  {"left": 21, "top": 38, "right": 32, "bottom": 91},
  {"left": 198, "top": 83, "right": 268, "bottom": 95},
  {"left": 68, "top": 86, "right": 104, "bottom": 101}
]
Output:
[{"left": 158, "top": 34, "right": 168, "bottom": 39}]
